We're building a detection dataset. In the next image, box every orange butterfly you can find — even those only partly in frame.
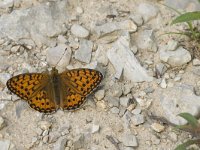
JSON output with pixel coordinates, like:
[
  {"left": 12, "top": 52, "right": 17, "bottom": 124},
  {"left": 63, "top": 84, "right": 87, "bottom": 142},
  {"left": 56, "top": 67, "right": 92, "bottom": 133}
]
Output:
[{"left": 6, "top": 67, "right": 103, "bottom": 113}]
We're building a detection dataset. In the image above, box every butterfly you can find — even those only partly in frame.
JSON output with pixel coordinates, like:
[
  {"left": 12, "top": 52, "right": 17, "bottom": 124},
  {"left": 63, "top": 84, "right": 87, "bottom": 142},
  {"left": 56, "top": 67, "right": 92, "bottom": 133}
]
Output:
[{"left": 6, "top": 67, "right": 103, "bottom": 113}]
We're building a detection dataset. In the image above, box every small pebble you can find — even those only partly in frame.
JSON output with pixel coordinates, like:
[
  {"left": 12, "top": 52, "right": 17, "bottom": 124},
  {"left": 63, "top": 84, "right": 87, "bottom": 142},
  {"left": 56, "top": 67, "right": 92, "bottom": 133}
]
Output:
[
  {"left": 0, "top": 116, "right": 5, "bottom": 130},
  {"left": 160, "top": 78, "right": 167, "bottom": 89},
  {"left": 38, "top": 121, "right": 51, "bottom": 130},
  {"left": 91, "top": 124, "right": 100, "bottom": 134},
  {"left": 132, "top": 108, "right": 142, "bottom": 115},
  {"left": 94, "top": 90, "right": 105, "bottom": 101},
  {"left": 151, "top": 123, "right": 165, "bottom": 132}
]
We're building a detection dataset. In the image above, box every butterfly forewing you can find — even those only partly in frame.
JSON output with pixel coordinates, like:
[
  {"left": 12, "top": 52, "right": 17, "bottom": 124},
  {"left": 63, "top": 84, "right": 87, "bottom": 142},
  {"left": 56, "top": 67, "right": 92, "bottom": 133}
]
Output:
[
  {"left": 59, "top": 69, "right": 103, "bottom": 110},
  {"left": 6, "top": 73, "right": 49, "bottom": 100}
]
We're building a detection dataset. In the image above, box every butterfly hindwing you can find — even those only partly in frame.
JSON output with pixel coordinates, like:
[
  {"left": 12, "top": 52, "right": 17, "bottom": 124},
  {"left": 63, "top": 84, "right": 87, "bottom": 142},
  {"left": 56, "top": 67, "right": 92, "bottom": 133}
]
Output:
[{"left": 28, "top": 89, "right": 58, "bottom": 113}]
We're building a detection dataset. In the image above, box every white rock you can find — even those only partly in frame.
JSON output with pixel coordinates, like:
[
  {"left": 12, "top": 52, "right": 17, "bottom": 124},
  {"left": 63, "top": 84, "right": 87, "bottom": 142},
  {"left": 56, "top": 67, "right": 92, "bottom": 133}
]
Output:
[
  {"left": 94, "top": 44, "right": 109, "bottom": 66},
  {"left": 10, "top": 45, "right": 20, "bottom": 53},
  {"left": 0, "top": 116, "right": 5, "bottom": 130},
  {"left": 71, "top": 24, "right": 89, "bottom": 38},
  {"left": 94, "top": 90, "right": 105, "bottom": 101},
  {"left": 38, "top": 121, "right": 51, "bottom": 130},
  {"left": 160, "top": 84, "right": 200, "bottom": 125},
  {"left": 193, "top": 59, "right": 200, "bottom": 66},
  {"left": 107, "top": 32, "right": 153, "bottom": 82},
  {"left": 0, "top": 0, "right": 13, "bottom": 9},
  {"left": 151, "top": 123, "right": 165, "bottom": 132},
  {"left": 135, "top": 29, "right": 157, "bottom": 52},
  {"left": 91, "top": 124, "right": 100, "bottom": 134},
  {"left": 160, "top": 78, "right": 167, "bottom": 89},
  {"left": 75, "top": 39, "right": 93, "bottom": 63},
  {"left": 95, "top": 20, "right": 137, "bottom": 37},
  {"left": 0, "top": 73, "right": 11, "bottom": 85},
  {"left": 174, "top": 76, "right": 181, "bottom": 82},
  {"left": 137, "top": 2, "right": 159, "bottom": 22},
  {"left": 166, "top": 40, "right": 179, "bottom": 51},
  {"left": 129, "top": 14, "right": 143, "bottom": 26},
  {"left": 109, "top": 83, "right": 123, "bottom": 97},
  {"left": 76, "top": 7, "right": 84, "bottom": 14},
  {"left": 121, "top": 133, "right": 138, "bottom": 147},
  {"left": 0, "top": 140, "right": 11, "bottom": 150},
  {"left": 130, "top": 45, "right": 138, "bottom": 54},
  {"left": 47, "top": 44, "right": 71, "bottom": 70},
  {"left": 160, "top": 47, "right": 191, "bottom": 67},
  {"left": 0, "top": 1, "right": 69, "bottom": 47},
  {"left": 110, "top": 107, "right": 120, "bottom": 114},
  {"left": 131, "top": 114, "right": 145, "bottom": 125},
  {"left": 120, "top": 97, "right": 130, "bottom": 107}
]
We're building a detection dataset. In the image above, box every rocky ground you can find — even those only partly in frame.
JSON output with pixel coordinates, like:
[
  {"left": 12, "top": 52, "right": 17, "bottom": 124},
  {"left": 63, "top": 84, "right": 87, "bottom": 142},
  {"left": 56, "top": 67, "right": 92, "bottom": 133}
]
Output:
[{"left": 0, "top": 0, "right": 200, "bottom": 150}]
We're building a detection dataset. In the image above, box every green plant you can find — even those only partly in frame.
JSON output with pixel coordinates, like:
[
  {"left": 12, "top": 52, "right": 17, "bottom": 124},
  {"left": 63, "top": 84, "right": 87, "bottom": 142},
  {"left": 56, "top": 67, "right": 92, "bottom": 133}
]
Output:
[
  {"left": 174, "top": 113, "right": 200, "bottom": 150},
  {"left": 162, "top": 0, "right": 200, "bottom": 41}
]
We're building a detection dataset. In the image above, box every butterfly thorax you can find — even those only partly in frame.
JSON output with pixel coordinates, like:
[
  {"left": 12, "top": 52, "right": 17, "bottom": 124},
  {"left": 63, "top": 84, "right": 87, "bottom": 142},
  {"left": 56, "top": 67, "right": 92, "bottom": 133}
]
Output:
[{"left": 50, "top": 68, "right": 61, "bottom": 106}]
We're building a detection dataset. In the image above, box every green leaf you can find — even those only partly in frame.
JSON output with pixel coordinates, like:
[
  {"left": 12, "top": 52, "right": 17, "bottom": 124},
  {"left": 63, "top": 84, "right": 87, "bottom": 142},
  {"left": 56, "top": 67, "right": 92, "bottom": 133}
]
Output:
[
  {"left": 171, "top": 11, "right": 200, "bottom": 25},
  {"left": 175, "top": 139, "right": 200, "bottom": 150},
  {"left": 178, "top": 113, "right": 198, "bottom": 127}
]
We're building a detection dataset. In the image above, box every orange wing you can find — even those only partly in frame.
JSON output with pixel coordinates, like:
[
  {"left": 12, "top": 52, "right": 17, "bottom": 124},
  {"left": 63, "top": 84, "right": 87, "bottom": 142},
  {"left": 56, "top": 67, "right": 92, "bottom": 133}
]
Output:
[
  {"left": 6, "top": 73, "right": 49, "bottom": 100},
  {"left": 28, "top": 89, "right": 58, "bottom": 113},
  {"left": 6, "top": 73, "right": 58, "bottom": 113},
  {"left": 59, "top": 69, "right": 103, "bottom": 110}
]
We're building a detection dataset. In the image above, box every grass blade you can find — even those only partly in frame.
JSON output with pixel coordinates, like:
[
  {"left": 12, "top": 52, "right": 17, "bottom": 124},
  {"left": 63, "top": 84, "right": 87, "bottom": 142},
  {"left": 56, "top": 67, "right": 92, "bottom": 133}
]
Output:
[
  {"left": 171, "top": 11, "right": 200, "bottom": 25},
  {"left": 178, "top": 113, "right": 198, "bottom": 127}
]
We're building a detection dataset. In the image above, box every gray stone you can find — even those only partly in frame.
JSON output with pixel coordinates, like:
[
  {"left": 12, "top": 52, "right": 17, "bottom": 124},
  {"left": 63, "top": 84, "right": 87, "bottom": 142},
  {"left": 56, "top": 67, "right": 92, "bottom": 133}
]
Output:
[
  {"left": 137, "top": 2, "right": 159, "bottom": 22},
  {"left": 94, "top": 90, "right": 105, "bottom": 101},
  {"left": 0, "top": 1, "right": 69, "bottom": 47},
  {"left": 166, "top": 40, "right": 179, "bottom": 51},
  {"left": 109, "top": 83, "right": 123, "bottom": 97},
  {"left": 123, "top": 83, "right": 134, "bottom": 95},
  {"left": 47, "top": 44, "right": 71, "bottom": 71},
  {"left": 122, "top": 133, "right": 138, "bottom": 147},
  {"left": 110, "top": 107, "right": 120, "bottom": 114},
  {"left": 105, "top": 96, "right": 119, "bottom": 107},
  {"left": 71, "top": 24, "right": 89, "bottom": 38},
  {"left": 0, "top": 56, "right": 9, "bottom": 71},
  {"left": 73, "top": 135, "right": 84, "bottom": 150},
  {"left": 91, "top": 124, "right": 100, "bottom": 134},
  {"left": 131, "top": 114, "right": 145, "bottom": 125},
  {"left": 164, "top": 0, "right": 200, "bottom": 11},
  {"left": 95, "top": 20, "right": 137, "bottom": 37},
  {"left": 53, "top": 137, "right": 67, "bottom": 150},
  {"left": 0, "top": 116, "right": 5, "bottom": 130},
  {"left": 0, "top": 140, "right": 11, "bottom": 150},
  {"left": 132, "top": 108, "right": 141, "bottom": 115},
  {"left": 160, "top": 78, "right": 167, "bottom": 89},
  {"left": 120, "top": 97, "right": 130, "bottom": 107},
  {"left": 75, "top": 39, "right": 93, "bottom": 63},
  {"left": 129, "top": 13, "right": 143, "bottom": 26},
  {"left": 0, "top": 73, "right": 11, "bottom": 85},
  {"left": 155, "top": 63, "right": 167, "bottom": 78},
  {"left": 107, "top": 31, "right": 153, "bottom": 82},
  {"left": 57, "top": 35, "right": 67, "bottom": 44},
  {"left": 159, "top": 47, "right": 191, "bottom": 67},
  {"left": 135, "top": 29, "right": 157, "bottom": 52},
  {"left": 144, "top": 87, "right": 154, "bottom": 94},
  {"left": 160, "top": 84, "right": 200, "bottom": 125}
]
